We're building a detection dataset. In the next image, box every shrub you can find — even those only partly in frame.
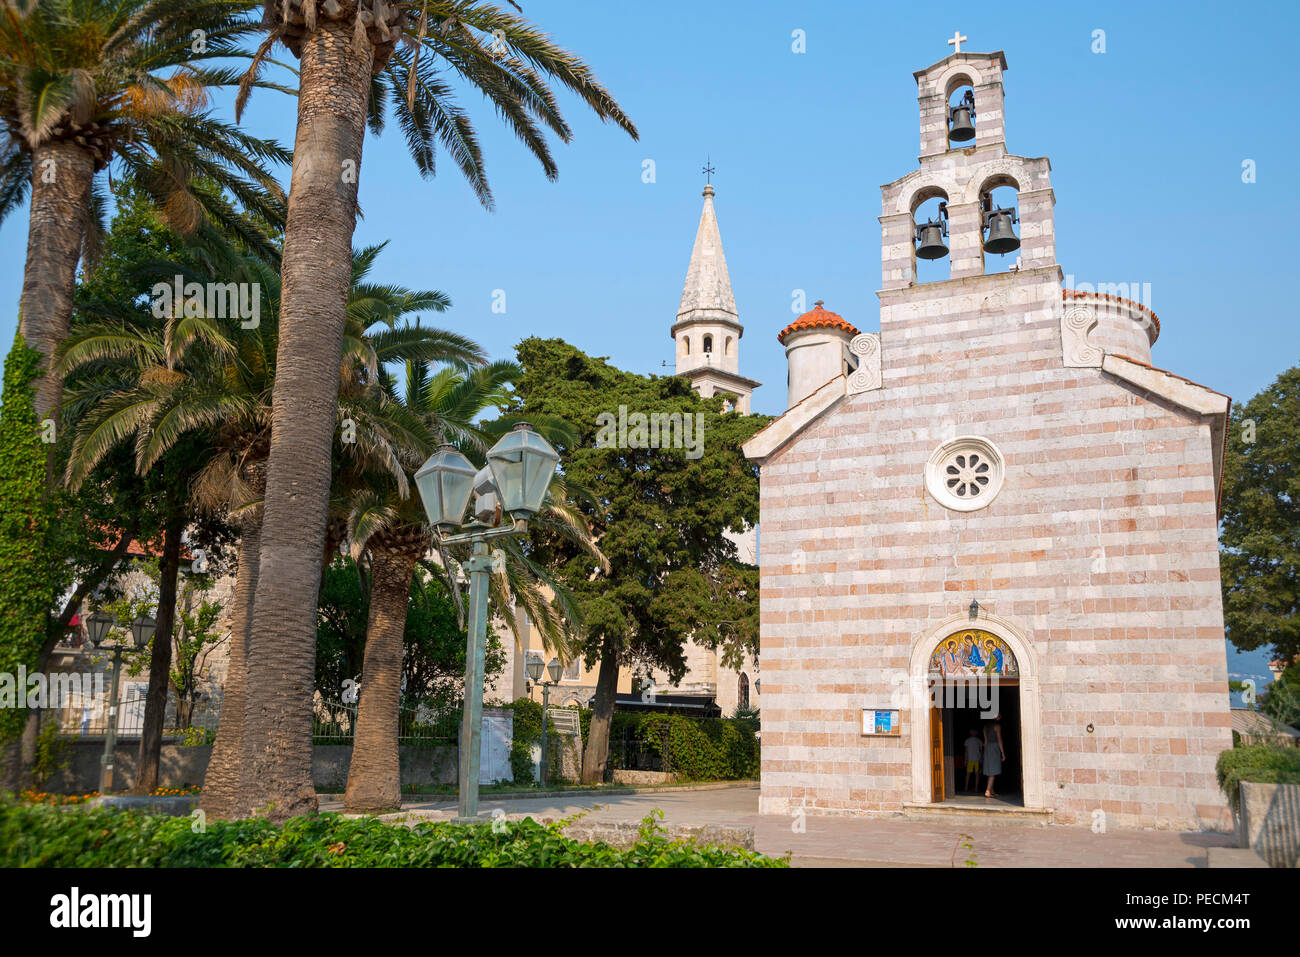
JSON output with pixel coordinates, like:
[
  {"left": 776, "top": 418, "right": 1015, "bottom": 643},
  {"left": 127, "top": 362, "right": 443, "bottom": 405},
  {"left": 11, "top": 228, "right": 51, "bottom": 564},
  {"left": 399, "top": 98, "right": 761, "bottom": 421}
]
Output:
[
  {"left": 1216, "top": 744, "right": 1300, "bottom": 813},
  {"left": 610, "top": 713, "right": 759, "bottom": 780},
  {"left": 0, "top": 799, "right": 785, "bottom": 868},
  {"left": 178, "top": 727, "right": 216, "bottom": 746},
  {"left": 30, "top": 719, "right": 70, "bottom": 788}
]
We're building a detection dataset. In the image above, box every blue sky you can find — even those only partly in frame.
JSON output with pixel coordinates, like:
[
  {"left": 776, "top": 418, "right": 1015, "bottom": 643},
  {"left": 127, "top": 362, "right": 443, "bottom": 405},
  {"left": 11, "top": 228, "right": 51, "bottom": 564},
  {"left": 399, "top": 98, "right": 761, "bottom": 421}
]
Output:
[{"left": 1, "top": 0, "right": 1294, "bottom": 689}]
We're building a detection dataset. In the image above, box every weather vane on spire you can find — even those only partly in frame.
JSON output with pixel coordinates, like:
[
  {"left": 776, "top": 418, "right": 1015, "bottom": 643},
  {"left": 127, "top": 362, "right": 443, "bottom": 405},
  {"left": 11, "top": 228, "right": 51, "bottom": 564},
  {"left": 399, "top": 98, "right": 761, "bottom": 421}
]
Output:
[{"left": 702, "top": 155, "right": 715, "bottom": 184}]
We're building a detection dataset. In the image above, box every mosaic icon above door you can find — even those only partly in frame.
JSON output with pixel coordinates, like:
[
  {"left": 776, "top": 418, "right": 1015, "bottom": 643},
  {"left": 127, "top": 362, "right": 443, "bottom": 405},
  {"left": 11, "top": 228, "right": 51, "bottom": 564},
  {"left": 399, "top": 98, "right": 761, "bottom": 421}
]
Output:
[{"left": 929, "top": 628, "right": 1019, "bottom": 678}]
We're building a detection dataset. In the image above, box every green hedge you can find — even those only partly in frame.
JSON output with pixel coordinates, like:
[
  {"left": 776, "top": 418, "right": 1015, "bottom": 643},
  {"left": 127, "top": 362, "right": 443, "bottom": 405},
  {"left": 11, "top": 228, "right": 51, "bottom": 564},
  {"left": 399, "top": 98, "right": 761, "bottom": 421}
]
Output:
[
  {"left": 0, "top": 800, "right": 784, "bottom": 868},
  {"left": 1216, "top": 744, "right": 1300, "bottom": 813},
  {"left": 610, "top": 713, "right": 759, "bottom": 780},
  {"left": 500, "top": 704, "right": 761, "bottom": 783}
]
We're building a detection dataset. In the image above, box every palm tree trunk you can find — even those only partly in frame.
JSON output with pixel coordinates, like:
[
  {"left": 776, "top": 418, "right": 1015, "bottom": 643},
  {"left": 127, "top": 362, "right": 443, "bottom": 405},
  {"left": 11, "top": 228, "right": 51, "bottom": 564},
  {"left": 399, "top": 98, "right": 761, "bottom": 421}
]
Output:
[
  {"left": 131, "top": 510, "right": 184, "bottom": 794},
  {"left": 581, "top": 644, "right": 621, "bottom": 784},
  {"left": 238, "top": 20, "right": 374, "bottom": 822},
  {"left": 18, "top": 141, "right": 94, "bottom": 422},
  {"left": 343, "top": 547, "right": 415, "bottom": 813},
  {"left": 199, "top": 511, "right": 260, "bottom": 820}
]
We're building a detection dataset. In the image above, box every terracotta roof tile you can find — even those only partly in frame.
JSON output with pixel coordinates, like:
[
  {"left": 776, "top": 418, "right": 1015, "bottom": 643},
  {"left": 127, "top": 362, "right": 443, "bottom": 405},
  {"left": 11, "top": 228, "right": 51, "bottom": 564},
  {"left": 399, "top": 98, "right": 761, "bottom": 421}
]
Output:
[
  {"left": 777, "top": 301, "right": 860, "bottom": 344},
  {"left": 1062, "top": 288, "right": 1161, "bottom": 338}
]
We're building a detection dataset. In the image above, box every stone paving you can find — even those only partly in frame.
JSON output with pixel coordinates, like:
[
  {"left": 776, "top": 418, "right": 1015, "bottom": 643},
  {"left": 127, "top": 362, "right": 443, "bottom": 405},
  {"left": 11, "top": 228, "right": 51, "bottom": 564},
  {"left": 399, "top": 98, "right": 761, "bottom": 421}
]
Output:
[{"left": 320, "top": 785, "right": 1236, "bottom": 867}]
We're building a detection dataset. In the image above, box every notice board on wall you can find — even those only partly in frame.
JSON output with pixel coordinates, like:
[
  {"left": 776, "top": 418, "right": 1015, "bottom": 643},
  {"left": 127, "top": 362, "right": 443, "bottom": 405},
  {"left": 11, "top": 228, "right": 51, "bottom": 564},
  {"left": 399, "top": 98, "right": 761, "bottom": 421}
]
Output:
[{"left": 861, "top": 709, "right": 901, "bottom": 736}]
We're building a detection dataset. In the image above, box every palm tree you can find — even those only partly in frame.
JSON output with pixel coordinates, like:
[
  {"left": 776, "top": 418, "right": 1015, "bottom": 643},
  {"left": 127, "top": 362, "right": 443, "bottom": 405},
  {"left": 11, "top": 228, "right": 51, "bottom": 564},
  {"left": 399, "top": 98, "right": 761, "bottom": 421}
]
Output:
[
  {"left": 0, "top": 0, "right": 291, "bottom": 420},
  {"left": 234, "top": 0, "right": 637, "bottom": 820},
  {"left": 59, "top": 238, "right": 478, "bottom": 816},
  {"left": 342, "top": 358, "right": 602, "bottom": 812}
]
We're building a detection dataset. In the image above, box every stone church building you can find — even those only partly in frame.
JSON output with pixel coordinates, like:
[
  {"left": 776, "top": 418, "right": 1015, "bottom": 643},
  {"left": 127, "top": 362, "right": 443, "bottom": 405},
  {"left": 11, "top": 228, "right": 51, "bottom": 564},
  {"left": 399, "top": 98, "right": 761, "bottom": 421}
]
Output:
[{"left": 742, "top": 48, "right": 1233, "bottom": 829}]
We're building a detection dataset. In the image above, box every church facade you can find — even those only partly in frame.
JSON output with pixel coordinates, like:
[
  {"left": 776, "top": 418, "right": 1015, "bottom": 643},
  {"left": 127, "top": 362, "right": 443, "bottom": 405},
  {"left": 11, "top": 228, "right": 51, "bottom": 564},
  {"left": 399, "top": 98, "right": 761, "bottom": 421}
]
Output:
[{"left": 743, "top": 49, "right": 1233, "bottom": 830}]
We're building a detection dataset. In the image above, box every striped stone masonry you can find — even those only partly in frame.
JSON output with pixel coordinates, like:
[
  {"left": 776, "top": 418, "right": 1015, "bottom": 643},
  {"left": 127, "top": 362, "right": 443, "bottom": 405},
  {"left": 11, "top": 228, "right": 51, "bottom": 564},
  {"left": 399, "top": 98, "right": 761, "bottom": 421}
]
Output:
[
  {"left": 747, "top": 49, "right": 1232, "bottom": 831},
  {"left": 916, "top": 51, "right": 1008, "bottom": 158}
]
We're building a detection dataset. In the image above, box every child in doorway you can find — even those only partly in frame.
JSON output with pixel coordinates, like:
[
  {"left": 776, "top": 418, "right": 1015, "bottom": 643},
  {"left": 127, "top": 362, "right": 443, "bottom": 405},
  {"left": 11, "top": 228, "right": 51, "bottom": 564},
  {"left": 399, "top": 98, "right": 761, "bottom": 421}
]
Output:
[{"left": 963, "top": 727, "right": 982, "bottom": 792}]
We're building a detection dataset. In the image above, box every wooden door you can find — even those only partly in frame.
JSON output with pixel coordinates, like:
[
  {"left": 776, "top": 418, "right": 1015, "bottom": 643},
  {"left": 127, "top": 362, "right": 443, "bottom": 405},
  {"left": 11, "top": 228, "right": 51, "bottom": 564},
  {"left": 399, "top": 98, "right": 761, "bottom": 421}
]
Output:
[{"left": 930, "top": 704, "right": 944, "bottom": 803}]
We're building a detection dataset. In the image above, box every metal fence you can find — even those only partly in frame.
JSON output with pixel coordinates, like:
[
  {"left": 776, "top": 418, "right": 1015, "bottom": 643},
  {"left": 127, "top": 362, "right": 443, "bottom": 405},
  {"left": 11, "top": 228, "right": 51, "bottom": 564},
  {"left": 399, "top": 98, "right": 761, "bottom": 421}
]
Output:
[
  {"left": 51, "top": 690, "right": 222, "bottom": 741},
  {"left": 49, "top": 690, "right": 460, "bottom": 747},
  {"left": 312, "top": 697, "right": 460, "bottom": 746}
]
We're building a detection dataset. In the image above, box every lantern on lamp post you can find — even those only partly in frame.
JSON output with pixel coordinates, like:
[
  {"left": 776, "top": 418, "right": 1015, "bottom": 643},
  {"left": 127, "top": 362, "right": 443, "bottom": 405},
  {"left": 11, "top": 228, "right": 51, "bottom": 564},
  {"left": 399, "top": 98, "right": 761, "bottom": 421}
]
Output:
[
  {"left": 130, "top": 615, "right": 156, "bottom": 649},
  {"left": 85, "top": 611, "right": 113, "bottom": 647},
  {"left": 486, "top": 423, "right": 560, "bottom": 519},
  {"left": 413, "top": 445, "right": 478, "bottom": 531},
  {"left": 527, "top": 656, "right": 565, "bottom": 788},
  {"left": 87, "top": 612, "right": 155, "bottom": 793},
  {"left": 415, "top": 424, "right": 560, "bottom": 822}
]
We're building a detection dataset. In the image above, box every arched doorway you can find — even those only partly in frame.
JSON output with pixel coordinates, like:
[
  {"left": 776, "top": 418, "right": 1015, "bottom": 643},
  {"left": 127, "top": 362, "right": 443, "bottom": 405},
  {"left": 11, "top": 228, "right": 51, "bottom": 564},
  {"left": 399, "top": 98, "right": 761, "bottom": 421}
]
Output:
[
  {"left": 928, "top": 629, "right": 1021, "bottom": 803},
  {"left": 908, "top": 613, "right": 1044, "bottom": 809}
]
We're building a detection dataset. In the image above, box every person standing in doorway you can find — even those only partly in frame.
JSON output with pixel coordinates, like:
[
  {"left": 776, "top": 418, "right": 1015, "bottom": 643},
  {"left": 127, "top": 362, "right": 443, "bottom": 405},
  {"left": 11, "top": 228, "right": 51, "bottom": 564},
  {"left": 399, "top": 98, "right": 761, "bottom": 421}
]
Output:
[
  {"left": 983, "top": 713, "right": 1005, "bottom": 798},
  {"left": 963, "top": 727, "right": 983, "bottom": 792}
]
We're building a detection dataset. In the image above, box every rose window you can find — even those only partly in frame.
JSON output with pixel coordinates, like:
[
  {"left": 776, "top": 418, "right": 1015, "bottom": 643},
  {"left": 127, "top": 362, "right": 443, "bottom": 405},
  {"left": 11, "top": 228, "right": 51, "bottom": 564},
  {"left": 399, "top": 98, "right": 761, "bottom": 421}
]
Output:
[
  {"left": 945, "top": 451, "right": 991, "bottom": 499},
  {"left": 925, "top": 437, "right": 1005, "bottom": 512}
]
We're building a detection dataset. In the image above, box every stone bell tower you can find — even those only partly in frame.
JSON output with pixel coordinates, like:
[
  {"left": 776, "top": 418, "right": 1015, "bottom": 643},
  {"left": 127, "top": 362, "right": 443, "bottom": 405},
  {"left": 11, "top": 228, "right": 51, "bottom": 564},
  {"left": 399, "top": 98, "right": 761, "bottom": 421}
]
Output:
[
  {"left": 672, "top": 183, "right": 762, "bottom": 413},
  {"left": 645, "top": 180, "right": 761, "bottom": 713},
  {"left": 881, "top": 48, "right": 1058, "bottom": 298}
]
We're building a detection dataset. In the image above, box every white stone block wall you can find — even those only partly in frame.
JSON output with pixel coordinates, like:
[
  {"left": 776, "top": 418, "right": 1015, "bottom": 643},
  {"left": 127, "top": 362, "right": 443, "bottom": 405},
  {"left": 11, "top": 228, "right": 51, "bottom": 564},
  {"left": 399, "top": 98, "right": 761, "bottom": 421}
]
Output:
[{"left": 756, "top": 268, "right": 1231, "bottom": 830}]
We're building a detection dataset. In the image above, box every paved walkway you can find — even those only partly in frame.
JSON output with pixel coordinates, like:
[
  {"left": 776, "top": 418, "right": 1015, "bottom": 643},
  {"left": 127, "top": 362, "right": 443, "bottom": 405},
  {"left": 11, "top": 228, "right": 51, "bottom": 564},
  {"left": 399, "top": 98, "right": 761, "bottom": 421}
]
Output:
[{"left": 320, "top": 786, "right": 1234, "bottom": 867}]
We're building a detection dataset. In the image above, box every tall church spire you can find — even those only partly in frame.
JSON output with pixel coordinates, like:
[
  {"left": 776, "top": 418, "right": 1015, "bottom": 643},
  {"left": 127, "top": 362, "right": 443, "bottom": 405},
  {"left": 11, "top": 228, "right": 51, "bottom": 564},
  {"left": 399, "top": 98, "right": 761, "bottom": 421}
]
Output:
[
  {"left": 671, "top": 183, "right": 759, "bottom": 413},
  {"left": 677, "top": 184, "right": 738, "bottom": 322}
]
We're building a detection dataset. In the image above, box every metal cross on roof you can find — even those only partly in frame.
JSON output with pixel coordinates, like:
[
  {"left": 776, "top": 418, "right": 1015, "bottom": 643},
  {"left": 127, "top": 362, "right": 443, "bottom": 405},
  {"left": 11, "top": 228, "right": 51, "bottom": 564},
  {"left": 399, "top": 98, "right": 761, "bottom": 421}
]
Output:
[
  {"left": 702, "top": 156, "right": 715, "bottom": 184},
  {"left": 948, "top": 30, "right": 967, "bottom": 54}
]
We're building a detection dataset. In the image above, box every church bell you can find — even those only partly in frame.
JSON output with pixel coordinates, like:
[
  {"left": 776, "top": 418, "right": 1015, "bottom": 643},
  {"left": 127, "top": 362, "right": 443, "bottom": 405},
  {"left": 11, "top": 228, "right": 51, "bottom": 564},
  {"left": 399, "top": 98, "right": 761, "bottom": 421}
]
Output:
[
  {"left": 915, "top": 201, "right": 949, "bottom": 259},
  {"left": 982, "top": 207, "right": 1021, "bottom": 255},
  {"left": 948, "top": 90, "right": 976, "bottom": 142}
]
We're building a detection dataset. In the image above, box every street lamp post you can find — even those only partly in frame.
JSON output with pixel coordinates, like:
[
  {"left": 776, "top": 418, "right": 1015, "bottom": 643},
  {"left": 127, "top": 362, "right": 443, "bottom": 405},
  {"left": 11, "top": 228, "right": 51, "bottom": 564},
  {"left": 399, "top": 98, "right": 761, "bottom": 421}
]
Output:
[
  {"left": 526, "top": 656, "right": 564, "bottom": 788},
  {"left": 414, "top": 424, "right": 560, "bottom": 822},
  {"left": 86, "top": 611, "right": 155, "bottom": 793}
]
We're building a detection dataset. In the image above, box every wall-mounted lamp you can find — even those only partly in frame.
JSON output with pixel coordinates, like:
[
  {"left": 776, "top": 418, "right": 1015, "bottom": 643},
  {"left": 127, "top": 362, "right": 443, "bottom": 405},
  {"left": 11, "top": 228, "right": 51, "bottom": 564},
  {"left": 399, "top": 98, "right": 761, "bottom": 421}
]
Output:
[{"left": 969, "top": 599, "right": 980, "bottom": 620}]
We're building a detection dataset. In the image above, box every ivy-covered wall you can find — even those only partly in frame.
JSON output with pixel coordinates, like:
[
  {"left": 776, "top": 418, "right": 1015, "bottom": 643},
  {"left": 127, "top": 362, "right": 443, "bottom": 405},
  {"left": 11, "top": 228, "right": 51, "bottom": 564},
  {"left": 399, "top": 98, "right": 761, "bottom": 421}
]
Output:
[
  {"left": 501, "top": 698, "right": 563, "bottom": 784},
  {"left": 0, "top": 334, "right": 57, "bottom": 744}
]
